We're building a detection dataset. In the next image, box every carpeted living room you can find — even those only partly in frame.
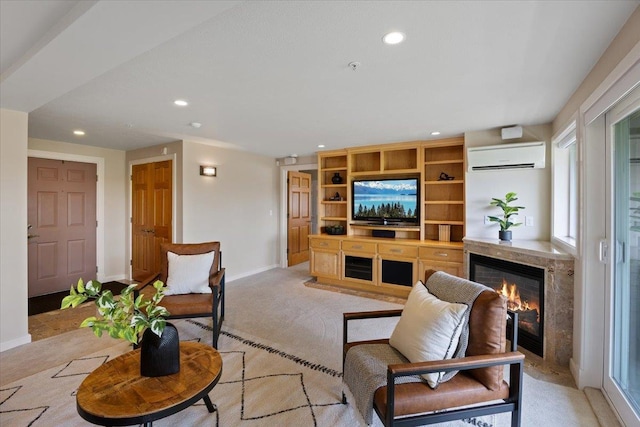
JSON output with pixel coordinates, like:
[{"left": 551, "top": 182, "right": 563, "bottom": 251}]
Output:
[
  {"left": 0, "top": 263, "right": 617, "bottom": 426},
  {"left": 1, "top": 2, "right": 640, "bottom": 427}
]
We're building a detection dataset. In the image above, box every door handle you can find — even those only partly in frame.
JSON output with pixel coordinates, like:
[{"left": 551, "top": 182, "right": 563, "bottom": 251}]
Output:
[
  {"left": 598, "top": 239, "right": 608, "bottom": 264},
  {"left": 27, "top": 224, "right": 38, "bottom": 240}
]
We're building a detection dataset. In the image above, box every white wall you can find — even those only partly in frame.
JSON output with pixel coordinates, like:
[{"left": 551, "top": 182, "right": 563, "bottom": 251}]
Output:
[
  {"left": 551, "top": 8, "right": 640, "bottom": 391},
  {"left": 464, "top": 124, "right": 552, "bottom": 241},
  {"left": 0, "top": 109, "right": 30, "bottom": 351},
  {"left": 28, "top": 138, "right": 128, "bottom": 281},
  {"left": 182, "top": 141, "right": 280, "bottom": 280}
]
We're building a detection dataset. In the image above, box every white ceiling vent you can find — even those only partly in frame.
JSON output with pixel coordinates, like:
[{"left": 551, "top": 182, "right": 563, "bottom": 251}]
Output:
[{"left": 467, "top": 141, "right": 545, "bottom": 171}]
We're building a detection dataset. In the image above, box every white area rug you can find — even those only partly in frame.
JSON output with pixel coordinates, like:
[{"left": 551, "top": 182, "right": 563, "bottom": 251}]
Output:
[
  {"left": 0, "top": 319, "right": 494, "bottom": 426},
  {"left": 1, "top": 265, "right": 602, "bottom": 426}
]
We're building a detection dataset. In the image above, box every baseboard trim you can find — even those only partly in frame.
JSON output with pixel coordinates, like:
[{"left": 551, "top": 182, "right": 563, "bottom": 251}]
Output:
[
  {"left": 226, "top": 264, "right": 278, "bottom": 283},
  {"left": 1, "top": 334, "right": 31, "bottom": 353}
]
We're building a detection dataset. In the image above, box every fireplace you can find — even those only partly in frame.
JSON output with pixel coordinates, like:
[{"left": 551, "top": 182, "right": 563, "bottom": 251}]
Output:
[{"left": 469, "top": 253, "right": 545, "bottom": 356}]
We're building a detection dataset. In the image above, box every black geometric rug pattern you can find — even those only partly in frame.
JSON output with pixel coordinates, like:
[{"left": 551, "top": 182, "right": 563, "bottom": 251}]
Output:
[
  {"left": 1, "top": 352, "right": 111, "bottom": 426},
  {"left": 186, "top": 320, "right": 344, "bottom": 427},
  {"left": 1, "top": 321, "right": 493, "bottom": 427},
  {"left": 0, "top": 385, "right": 49, "bottom": 427}
]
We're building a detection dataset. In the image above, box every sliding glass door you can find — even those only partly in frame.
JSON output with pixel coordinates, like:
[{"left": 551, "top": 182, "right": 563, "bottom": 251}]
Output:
[{"left": 604, "top": 85, "right": 640, "bottom": 426}]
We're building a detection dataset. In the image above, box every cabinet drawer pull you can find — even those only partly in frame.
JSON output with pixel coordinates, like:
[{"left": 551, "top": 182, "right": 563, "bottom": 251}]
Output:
[
  {"left": 352, "top": 245, "right": 363, "bottom": 249},
  {"left": 390, "top": 248, "right": 402, "bottom": 254},
  {"left": 319, "top": 242, "right": 328, "bottom": 247},
  {"left": 435, "top": 252, "right": 448, "bottom": 257}
]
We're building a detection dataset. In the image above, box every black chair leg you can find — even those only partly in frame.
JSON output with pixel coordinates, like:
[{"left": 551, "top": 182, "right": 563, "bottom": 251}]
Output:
[
  {"left": 342, "top": 392, "right": 347, "bottom": 404},
  {"left": 212, "top": 289, "right": 219, "bottom": 348}
]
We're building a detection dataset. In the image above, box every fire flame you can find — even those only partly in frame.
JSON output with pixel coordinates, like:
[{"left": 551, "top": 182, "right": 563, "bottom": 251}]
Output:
[{"left": 496, "top": 279, "right": 537, "bottom": 312}]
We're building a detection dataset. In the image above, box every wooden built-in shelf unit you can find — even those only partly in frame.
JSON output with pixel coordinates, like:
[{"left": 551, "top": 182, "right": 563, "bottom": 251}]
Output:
[{"left": 311, "top": 137, "right": 466, "bottom": 297}]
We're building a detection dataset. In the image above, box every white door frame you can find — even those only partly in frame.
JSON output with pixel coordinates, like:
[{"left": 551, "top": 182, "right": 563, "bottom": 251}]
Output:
[{"left": 278, "top": 162, "right": 317, "bottom": 268}]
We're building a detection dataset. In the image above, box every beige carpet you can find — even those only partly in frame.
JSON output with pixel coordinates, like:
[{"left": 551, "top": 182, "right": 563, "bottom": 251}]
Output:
[{"left": 0, "top": 263, "right": 606, "bottom": 426}]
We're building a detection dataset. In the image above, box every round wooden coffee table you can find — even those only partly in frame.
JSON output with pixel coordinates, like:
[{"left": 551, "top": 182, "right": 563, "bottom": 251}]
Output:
[{"left": 76, "top": 341, "right": 222, "bottom": 426}]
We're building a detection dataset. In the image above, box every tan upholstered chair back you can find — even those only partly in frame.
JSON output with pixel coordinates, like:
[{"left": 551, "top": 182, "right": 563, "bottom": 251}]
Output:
[{"left": 466, "top": 290, "right": 508, "bottom": 390}]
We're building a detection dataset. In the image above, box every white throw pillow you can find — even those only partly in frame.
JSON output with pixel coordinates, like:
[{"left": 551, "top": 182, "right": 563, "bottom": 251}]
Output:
[
  {"left": 389, "top": 281, "right": 468, "bottom": 388},
  {"left": 164, "top": 251, "right": 215, "bottom": 295}
]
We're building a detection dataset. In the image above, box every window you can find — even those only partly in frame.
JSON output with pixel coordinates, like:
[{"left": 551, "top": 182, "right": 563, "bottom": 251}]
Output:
[{"left": 552, "top": 121, "right": 578, "bottom": 252}]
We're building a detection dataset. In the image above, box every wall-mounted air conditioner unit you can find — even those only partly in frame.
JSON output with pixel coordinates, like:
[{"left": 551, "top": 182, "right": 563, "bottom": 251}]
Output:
[{"left": 467, "top": 141, "right": 545, "bottom": 171}]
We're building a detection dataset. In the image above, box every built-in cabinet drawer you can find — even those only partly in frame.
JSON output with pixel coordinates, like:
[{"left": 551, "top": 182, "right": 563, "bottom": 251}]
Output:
[
  {"left": 418, "top": 259, "right": 463, "bottom": 279},
  {"left": 342, "top": 240, "right": 376, "bottom": 254},
  {"left": 310, "top": 238, "right": 340, "bottom": 251},
  {"left": 378, "top": 243, "right": 418, "bottom": 258},
  {"left": 418, "top": 247, "right": 463, "bottom": 263},
  {"left": 308, "top": 235, "right": 464, "bottom": 298}
]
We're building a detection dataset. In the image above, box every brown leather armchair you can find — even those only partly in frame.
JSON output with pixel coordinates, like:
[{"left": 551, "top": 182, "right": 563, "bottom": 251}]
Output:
[
  {"left": 137, "top": 242, "right": 225, "bottom": 348},
  {"left": 342, "top": 270, "right": 524, "bottom": 426}
]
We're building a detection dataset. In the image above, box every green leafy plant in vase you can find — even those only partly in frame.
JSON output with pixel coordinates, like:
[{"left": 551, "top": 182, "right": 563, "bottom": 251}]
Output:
[
  {"left": 488, "top": 192, "right": 525, "bottom": 241},
  {"left": 62, "top": 279, "right": 179, "bottom": 377},
  {"left": 61, "top": 278, "right": 169, "bottom": 344}
]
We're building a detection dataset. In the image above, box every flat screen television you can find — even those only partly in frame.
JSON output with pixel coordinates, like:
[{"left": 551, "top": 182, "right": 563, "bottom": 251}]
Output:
[{"left": 352, "top": 177, "right": 419, "bottom": 223}]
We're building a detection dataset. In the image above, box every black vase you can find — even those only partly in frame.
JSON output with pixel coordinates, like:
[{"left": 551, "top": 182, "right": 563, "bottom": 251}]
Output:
[
  {"left": 140, "top": 322, "right": 180, "bottom": 377},
  {"left": 499, "top": 230, "right": 512, "bottom": 241},
  {"left": 331, "top": 173, "right": 343, "bottom": 184}
]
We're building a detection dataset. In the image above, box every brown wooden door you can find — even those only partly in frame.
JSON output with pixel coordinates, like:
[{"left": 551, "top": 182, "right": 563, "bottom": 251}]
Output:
[
  {"left": 131, "top": 160, "right": 172, "bottom": 281},
  {"left": 287, "top": 171, "right": 311, "bottom": 266},
  {"left": 27, "top": 158, "right": 97, "bottom": 297}
]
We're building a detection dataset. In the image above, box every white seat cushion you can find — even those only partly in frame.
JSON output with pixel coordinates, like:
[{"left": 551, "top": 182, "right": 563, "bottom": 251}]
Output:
[
  {"left": 389, "top": 280, "right": 468, "bottom": 388},
  {"left": 164, "top": 251, "right": 215, "bottom": 295}
]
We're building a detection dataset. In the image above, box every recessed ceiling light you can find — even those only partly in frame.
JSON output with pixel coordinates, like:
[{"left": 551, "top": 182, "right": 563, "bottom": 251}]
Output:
[
  {"left": 318, "top": 144, "right": 325, "bottom": 148},
  {"left": 174, "top": 99, "right": 188, "bottom": 106},
  {"left": 190, "top": 122, "right": 202, "bottom": 128},
  {"left": 73, "top": 130, "right": 85, "bottom": 136},
  {"left": 383, "top": 32, "right": 405, "bottom": 45},
  {"left": 430, "top": 131, "right": 441, "bottom": 136}
]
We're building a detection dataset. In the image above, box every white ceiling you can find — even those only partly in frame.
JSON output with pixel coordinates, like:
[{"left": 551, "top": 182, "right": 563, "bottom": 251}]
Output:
[{"left": 1, "top": 1, "right": 637, "bottom": 158}]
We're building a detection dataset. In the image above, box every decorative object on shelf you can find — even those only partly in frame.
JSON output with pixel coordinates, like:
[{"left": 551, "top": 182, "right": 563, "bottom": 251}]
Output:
[
  {"left": 488, "top": 192, "right": 525, "bottom": 241},
  {"left": 61, "top": 278, "right": 179, "bottom": 377},
  {"left": 331, "top": 173, "right": 343, "bottom": 184},
  {"left": 438, "top": 172, "right": 455, "bottom": 181},
  {"left": 329, "top": 192, "right": 342, "bottom": 201},
  {"left": 325, "top": 224, "right": 345, "bottom": 235},
  {"left": 438, "top": 224, "right": 451, "bottom": 242}
]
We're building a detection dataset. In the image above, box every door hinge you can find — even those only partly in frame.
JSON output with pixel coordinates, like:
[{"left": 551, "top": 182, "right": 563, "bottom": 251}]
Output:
[
  {"left": 96, "top": 175, "right": 98, "bottom": 182},
  {"left": 96, "top": 220, "right": 98, "bottom": 227},
  {"left": 96, "top": 266, "right": 98, "bottom": 273},
  {"left": 130, "top": 259, "right": 132, "bottom": 266},
  {"left": 286, "top": 248, "right": 289, "bottom": 254},
  {"left": 130, "top": 217, "right": 132, "bottom": 223}
]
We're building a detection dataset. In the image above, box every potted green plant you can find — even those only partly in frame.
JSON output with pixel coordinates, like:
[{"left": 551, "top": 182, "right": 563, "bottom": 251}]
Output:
[
  {"left": 61, "top": 279, "right": 179, "bottom": 377},
  {"left": 488, "top": 192, "right": 525, "bottom": 241}
]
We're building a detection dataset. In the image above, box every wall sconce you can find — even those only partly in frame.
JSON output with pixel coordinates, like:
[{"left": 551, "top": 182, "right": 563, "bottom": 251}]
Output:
[{"left": 200, "top": 165, "right": 217, "bottom": 177}]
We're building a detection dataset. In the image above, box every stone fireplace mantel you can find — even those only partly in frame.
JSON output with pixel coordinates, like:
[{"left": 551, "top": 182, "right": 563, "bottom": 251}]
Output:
[{"left": 463, "top": 237, "right": 575, "bottom": 367}]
